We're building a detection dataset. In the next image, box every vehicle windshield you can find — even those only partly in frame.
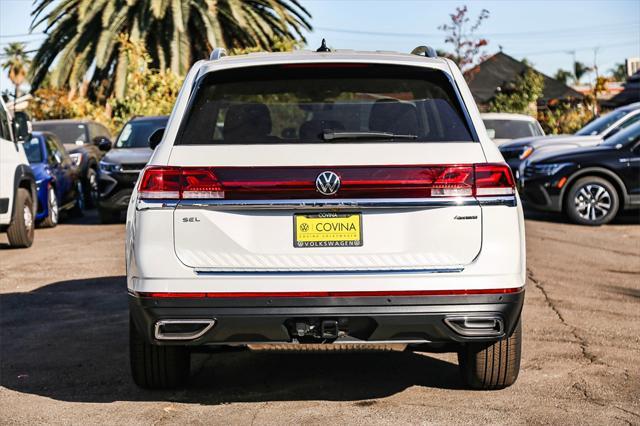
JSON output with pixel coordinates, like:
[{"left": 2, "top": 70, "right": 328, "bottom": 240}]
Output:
[
  {"left": 483, "top": 119, "right": 543, "bottom": 139},
  {"left": 32, "top": 122, "right": 87, "bottom": 144},
  {"left": 601, "top": 121, "right": 640, "bottom": 147},
  {"left": 576, "top": 110, "right": 630, "bottom": 136},
  {"left": 116, "top": 119, "right": 167, "bottom": 148},
  {"left": 23, "top": 137, "right": 43, "bottom": 163},
  {"left": 177, "top": 64, "right": 475, "bottom": 145}
]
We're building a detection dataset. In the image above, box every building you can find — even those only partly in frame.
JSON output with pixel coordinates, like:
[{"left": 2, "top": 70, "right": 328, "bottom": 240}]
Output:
[{"left": 464, "top": 52, "right": 584, "bottom": 110}]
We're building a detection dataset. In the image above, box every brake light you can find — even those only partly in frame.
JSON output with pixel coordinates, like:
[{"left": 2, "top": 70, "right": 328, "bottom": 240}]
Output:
[
  {"left": 474, "top": 163, "right": 516, "bottom": 196},
  {"left": 137, "top": 164, "right": 515, "bottom": 200},
  {"left": 138, "top": 167, "right": 224, "bottom": 200},
  {"left": 138, "top": 167, "right": 181, "bottom": 199}
]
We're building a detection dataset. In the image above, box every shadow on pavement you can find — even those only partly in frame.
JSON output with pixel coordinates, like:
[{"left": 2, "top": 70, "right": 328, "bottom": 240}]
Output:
[
  {"left": 523, "top": 207, "right": 640, "bottom": 225},
  {"left": 0, "top": 276, "right": 463, "bottom": 404}
]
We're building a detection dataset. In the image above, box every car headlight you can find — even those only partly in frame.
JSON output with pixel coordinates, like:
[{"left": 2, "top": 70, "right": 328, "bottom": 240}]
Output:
[
  {"left": 99, "top": 161, "right": 122, "bottom": 173},
  {"left": 519, "top": 146, "right": 534, "bottom": 160},
  {"left": 532, "top": 162, "right": 573, "bottom": 176},
  {"left": 70, "top": 152, "right": 83, "bottom": 166}
]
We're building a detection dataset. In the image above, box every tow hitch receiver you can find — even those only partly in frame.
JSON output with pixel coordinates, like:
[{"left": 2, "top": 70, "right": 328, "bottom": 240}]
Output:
[
  {"left": 288, "top": 318, "right": 347, "bottom": 341},
  {"left": 321, "top": 320, "right": 339, "bottom": 339}
]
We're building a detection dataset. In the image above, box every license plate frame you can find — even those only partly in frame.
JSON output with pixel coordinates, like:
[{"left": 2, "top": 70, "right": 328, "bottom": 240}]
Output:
[{"left": 293, "top": 212, "right": 363, "bottom": 248}]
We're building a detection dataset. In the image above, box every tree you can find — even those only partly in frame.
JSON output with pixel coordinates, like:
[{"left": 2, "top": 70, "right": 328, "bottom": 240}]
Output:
[
  {"left": 488, "top": 68, "right": 544, "bottom": 115},
  {"left": 554, "top": 69, "right": 572, "bottom": 85},
  {"left": 2, "top": 42, "right": 30, "bottom": 100},
  {"left": 438, "top": 5, "right": 490, "bottom": 71},
  {"left": 609, "top": 63, "right": 627, "bottom": 81},
  {"left": 29, "top": 0, "right": 312, "bottom": 99},
  {"left": 573, "top": 61, "right": 592, "bottom": 84}
]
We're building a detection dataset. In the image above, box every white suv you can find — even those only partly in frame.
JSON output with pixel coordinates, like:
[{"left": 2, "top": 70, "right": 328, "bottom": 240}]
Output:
[
  {"left": 126, "top": 46, "right": 526, "bottom": 390},
  {"left": 0, "top": 99, "right": 36, "bottom": 248}
]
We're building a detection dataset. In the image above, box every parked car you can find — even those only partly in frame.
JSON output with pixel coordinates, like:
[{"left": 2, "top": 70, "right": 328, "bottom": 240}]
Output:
[
  {"left": 98, "top": 116, "right": 168, "bottom": 223},
  {"left": 500, "top": 102, "right": 640, "bottom": 174},
  {"left": 126, "top": 47, "right": 526, "bottom": 390},
  {"left": 32, "top": 119, "right": 113, "bottom": 207},
  {"left": 0, "top": 100, "right": 36, "bottom": 248},
  {"left": 481, "top": 112, "right": 544, "bottom": 146},
  {"left": 22, "top": 132, "right": 83, "bottom": 227},
  {"left": 519, "top": 121, "right": 640, "bottom": 225}
]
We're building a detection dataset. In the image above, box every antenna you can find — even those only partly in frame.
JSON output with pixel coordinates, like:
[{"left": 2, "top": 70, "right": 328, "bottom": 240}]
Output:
[{"left": 316, "top": 39, "right": 331, "bottom": 52}]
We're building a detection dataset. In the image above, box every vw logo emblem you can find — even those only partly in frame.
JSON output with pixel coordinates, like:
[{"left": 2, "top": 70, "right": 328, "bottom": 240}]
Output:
[{"left": 315, "top": 171, "right": 341, "bottom": 195}]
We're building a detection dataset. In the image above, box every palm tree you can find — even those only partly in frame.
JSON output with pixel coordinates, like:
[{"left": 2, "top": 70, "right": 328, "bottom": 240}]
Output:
[
  {"left": 29, "top": 0, "right": 312, "bottom": 99},
  {"left": 2, "top": 42, "right": 30, "bottom": 100},
  {"left": 554, "top": 69, "right": 572, "bottom": 85},
  {"left": 572, "top": 61, "right": 592, "bottom": 85}
]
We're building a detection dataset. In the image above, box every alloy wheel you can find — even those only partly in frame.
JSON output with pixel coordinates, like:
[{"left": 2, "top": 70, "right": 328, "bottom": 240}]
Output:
[
  {"left": 574, "top": 183, "right": 612, "bottom": 222},
  {"left": 49, "top": 186, "right": 59, "bottom": 225},
  {"left": 23, "top": 204, "right": 33, "bottom": 232}
]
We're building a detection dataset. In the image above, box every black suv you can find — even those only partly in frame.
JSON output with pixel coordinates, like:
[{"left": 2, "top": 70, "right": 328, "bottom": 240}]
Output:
[
  {"left": 97, "top": 116, "right": 168, "bottom": 223},
  {"left": 519, "top": 121, "right": 640, "bottom": 225},
  {"left": 33, "top": 119, "right": 113, "bottom": 207}
]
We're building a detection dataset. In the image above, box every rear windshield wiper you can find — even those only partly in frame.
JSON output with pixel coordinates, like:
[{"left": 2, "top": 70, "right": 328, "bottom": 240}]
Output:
[{"left": 322, "top": 131, "right": 418, "bottom": 141}]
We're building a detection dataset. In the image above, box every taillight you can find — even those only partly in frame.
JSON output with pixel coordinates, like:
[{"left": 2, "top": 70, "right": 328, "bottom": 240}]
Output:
[
  {"left": 138, "top": 167, "right": 181, "bottom": 199},
  {"left": 474, "top": 163, "right": 516, "bottom": 196},
  {"left": 138, "top": 167, "right": 224, "bottom": 200},
  {"left": 137, "top": 164, "right": 515, "bottom": 200}
]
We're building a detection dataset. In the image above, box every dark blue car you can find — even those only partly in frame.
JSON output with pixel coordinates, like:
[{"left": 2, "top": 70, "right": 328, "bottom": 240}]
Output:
[{"left": 23, "top": 131, "right": 83, "bottom": 227}]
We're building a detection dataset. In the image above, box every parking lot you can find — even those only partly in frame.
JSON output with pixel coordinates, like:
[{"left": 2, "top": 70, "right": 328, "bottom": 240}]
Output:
[{"left": 1, "top": 211, "right": 639, "bottom": 425}]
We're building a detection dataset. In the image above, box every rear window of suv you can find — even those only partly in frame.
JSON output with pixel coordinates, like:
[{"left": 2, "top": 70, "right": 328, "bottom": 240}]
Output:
[{"left": 177, "top": 64, "right": 475, "bottom": 145}]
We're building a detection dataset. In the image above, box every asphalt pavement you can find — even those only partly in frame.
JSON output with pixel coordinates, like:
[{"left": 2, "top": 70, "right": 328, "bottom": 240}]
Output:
[{"left": 1, "top": 210, "right": 638, "bottom": 425}]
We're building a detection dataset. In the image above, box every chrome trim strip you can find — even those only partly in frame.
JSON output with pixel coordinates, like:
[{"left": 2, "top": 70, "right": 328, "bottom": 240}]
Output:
[
  {"left": 477, "top": 196, "right": 517, "bottom": 207},
  {"left": 193, "top": 267, "right": 464, "bottom": 275},
  {"left": 154, "top": 319, "right": 216, "bottom": 341},
  {"left": 136, "top": 199, "right": 179, "bottom": 210},
  {"left": 177, "top": 197, "right": 481, "bottom": 209},
  {"left": 138, "top": 196, "right": 516, "bottom": 210}
]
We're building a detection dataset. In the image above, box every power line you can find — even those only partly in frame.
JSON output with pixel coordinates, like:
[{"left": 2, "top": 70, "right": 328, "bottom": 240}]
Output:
[
  {"left": 314, "top": 21, "right": 640, "bottom": 39},
  {"left": 514, "top": 41, "right": 639, "bottom": 57},
  {"left": 0, "top": 32, "right": 45, "bottom": 39}
]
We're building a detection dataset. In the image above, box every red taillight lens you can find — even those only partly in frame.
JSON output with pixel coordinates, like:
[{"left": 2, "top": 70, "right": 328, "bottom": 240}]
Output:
[
  {"left": 474, "top": 163, "right": 516, "bottom": 196},
  {"left": 138, "top": 164, "right": 515, "bottom": 200},
  {"left": 138, "top": 167, "right": 224, "bottom": 200},
  {"left": 138, "top": 167, "right": 181, "bottom": 199},
  {"left": 181, "top": 168, "right": 224, "bottom": 199}
]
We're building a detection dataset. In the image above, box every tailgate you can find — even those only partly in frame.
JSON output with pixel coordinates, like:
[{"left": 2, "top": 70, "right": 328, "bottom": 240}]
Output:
[{"left": 169, "top": 143, "right": 485, "bottom": 272}]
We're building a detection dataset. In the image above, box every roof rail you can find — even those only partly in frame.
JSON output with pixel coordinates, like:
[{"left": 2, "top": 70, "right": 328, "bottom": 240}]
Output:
[
  {"left": 210, "top": 48, "right": 227, "bottom": 60},
  {"left": 411, "top": 46, "right": 437, "bottom": 58}
]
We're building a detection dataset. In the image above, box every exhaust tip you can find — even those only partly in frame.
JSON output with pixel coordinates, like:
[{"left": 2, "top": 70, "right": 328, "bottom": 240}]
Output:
[
  {"left": 154, "top": 319, "right": 216, "bottom": 341},
  {"left": 444, "top": 316, "right": 504, "bottom": 337}
]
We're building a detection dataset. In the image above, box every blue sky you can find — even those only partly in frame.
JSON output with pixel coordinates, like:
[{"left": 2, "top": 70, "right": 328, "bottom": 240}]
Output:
[{"left": 1, "top": 0, "right": 639, "bottom": 94}]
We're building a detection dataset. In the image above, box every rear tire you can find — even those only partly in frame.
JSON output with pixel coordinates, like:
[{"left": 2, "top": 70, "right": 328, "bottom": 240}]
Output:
[
  {"left": 7, "top": 188, "right": 35, "bottom": 248},
  {"left": 129, "top": 317, "right": 190, "bottom": 389},
  {"left": 458, "top": 318, "right": 522, "bottom": 390}
]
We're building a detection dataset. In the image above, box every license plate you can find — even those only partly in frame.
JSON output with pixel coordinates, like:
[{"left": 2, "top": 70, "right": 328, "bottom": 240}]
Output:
[{"left": 294, "top": 213, "right": 362, "bottom": 248}]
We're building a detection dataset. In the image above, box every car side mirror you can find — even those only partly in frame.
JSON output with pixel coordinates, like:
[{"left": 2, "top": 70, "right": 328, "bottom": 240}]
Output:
[
  {"left": 486, "top": 128, "right": 496, "bottom": 139},
  {"left": 149, "top": 128, "right": 165, "bottom": 150},
  {"left": 12, "top": 111, "right": 32, "bottom": 142},
  {"left": 95, "top": 137, "right": 112, "bottom": 152}
]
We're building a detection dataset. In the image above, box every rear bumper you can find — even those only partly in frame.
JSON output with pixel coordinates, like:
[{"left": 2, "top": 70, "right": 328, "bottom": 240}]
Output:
[{"left": 129, "top": 289, "right": 524, "bottom": 346}]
